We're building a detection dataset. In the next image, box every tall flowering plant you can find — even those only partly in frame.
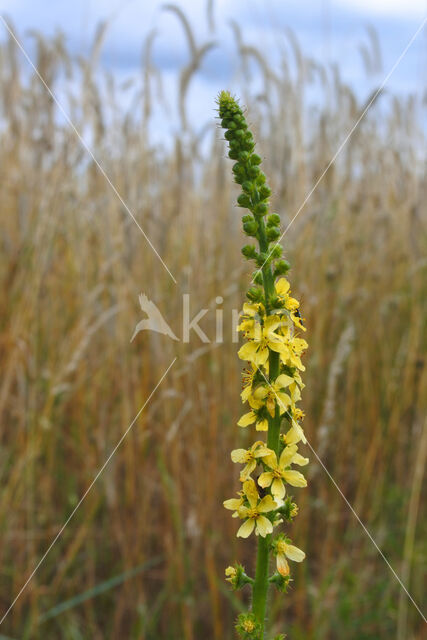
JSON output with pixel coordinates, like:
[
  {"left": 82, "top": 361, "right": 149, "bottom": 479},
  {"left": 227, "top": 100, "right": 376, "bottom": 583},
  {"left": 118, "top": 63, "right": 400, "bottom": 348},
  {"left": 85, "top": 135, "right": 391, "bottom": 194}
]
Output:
[{"left": 218, "top": 92, "right": 309, "bottom": 639}]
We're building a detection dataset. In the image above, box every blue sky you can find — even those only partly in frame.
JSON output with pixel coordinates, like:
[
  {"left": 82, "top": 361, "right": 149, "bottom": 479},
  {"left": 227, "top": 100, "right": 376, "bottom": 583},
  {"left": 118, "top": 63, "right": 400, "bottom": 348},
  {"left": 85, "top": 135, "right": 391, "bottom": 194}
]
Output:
[{"left": 1, "top": 1, "right": 426, "bottom": 137}]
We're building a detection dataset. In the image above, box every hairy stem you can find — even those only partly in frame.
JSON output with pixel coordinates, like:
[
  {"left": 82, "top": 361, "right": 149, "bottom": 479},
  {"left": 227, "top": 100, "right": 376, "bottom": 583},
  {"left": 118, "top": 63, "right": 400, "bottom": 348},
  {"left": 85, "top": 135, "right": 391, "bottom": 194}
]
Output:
[{"left": 251, "top": 218, "right": 281, "bottom": 636}]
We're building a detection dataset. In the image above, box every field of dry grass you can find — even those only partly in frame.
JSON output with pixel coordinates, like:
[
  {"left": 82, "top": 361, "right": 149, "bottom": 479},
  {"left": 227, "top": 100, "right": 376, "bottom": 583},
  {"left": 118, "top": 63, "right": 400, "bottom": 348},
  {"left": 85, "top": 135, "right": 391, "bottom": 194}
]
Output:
[{"left": 0, "top": 10, "right": 426, "bottom": 640}]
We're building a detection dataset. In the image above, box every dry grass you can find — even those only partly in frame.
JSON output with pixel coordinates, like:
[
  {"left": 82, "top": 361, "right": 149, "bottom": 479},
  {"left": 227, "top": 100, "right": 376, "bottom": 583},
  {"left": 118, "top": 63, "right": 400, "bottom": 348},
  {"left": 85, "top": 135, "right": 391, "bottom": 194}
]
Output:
[{"left": 0, "top": 10, "right": 426, "bottom": 640}]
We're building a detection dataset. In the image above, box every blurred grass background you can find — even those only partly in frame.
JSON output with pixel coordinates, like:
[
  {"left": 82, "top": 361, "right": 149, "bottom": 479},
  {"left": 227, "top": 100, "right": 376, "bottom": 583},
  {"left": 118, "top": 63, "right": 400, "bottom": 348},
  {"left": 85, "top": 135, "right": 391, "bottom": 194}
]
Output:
[{"left": 0, "top": 5, "right": 426, "bottom": 639}]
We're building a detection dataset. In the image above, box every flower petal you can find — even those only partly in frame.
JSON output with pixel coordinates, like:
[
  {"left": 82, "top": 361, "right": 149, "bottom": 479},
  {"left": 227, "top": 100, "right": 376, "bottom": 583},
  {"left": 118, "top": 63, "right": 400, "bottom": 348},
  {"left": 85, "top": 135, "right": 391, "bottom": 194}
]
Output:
[
  {"left": 243, "top": 478, "right": 259, "bottom": 508},
  {"left": 240, "top": 459, "right": 256, "bottom": 481},
  {"left": 285, "top": 544, "right": 306, "bottom": 562},
  {"left": 276, "top": 373, "right": 294, "bottom": 388},
  {"left": 231, "top": 448, "right": 248, "bottom": 463},
  {"left": 255, "top": 515, "right": 273, "bottom": 537},
  {"left": 277, "top": 553, "right": 290, "bottom": 576},
  {"left": 292, "top": 453, "right": 309, "bottom": 466},
  {"left": 237, "top": 518, "right": 255, "bottom": 538},
  {"left": 283, "top": 470, "right": 307, "bottom": 487},
  {"left": 275, "top": 278, "right": 290, "bottom": 297},
  {"left": 271, "top": 477, "right": 286, "bottom": 500},
  {"left": 256, "top": 418, "right": 269, "bottom": 431},
  {"left": 238, "top": 341, "right": 259, "bottom": 363},
  {"left": 257, "top": 472, "right": 274, "bottom": 488},
  {"left": 257, "top": 494, "right": 277, "bottom": 513},
  {"left": 237, "top": 411, "right": 255, "bottom": 428},
  {"left": 279, "top": 444, "right": 298, "bottom": 468},
  {"left": 223, "top": 498, "right": 243, "bottom": 511}
]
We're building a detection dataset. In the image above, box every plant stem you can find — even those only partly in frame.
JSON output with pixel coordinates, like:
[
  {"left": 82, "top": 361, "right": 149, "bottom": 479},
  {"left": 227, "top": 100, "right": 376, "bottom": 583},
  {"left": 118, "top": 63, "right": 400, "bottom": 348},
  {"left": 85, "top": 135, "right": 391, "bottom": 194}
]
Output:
[{"left": 251, "top": 217, "right": 282, "bottom": 636}]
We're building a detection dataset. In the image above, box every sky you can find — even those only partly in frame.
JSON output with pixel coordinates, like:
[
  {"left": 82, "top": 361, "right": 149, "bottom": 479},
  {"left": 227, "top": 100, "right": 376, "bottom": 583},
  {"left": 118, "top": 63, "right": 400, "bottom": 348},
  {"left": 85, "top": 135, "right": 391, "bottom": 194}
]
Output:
[{"left": 1, "top": 0, "right": 426, "bottom": 138}]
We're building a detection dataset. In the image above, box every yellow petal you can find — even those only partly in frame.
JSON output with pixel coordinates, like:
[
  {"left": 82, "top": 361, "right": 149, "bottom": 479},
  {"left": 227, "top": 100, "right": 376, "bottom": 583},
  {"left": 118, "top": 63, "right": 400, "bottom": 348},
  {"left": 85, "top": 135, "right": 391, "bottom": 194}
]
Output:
[
  {"left": 277, "top": 553, "right": 290, "bottom": 576},
  {"left": 242, "top": 302, "right": 260, "bottom": 317},
  {"left": 285, "top": 544, "right": 306, "bottom": 562},
  {"left": 257, "top": 471, "right": 274, "bottom": 488},
  {"left": 293, "top": 453, "right": 309, "bottom": 466},
  {"left": 241, "top": 385, "right": 252, "bottom": 403},
  {"left": 283, "top": 470, "right": 307, "bottom": 487},
  {"left": 279, "top": 444, "right": 298, "bottom": 468},
  {"left": 271, "top": 477, "right": 286, "bottom": 500},
  {"left": 253, "top": 445, "right": 273, "bottom": 458},
  {"left": 237, "top": 518, "right": 255, "bottom": 538},
  {"left": 268, "top": 340, "right": 286, "bottom": 354},
  {"left": 253, "top": 385, "right": 268, "bottom": 401},
  {"left": 276, "top": 392, "right": 291, "bottom": 413},
  {"left": 254, "top": 346, "right": 269, "bottom": 366},
  {"left": 231, "top": 448, "right": 248, "bottom": 463},
  {"left": 223, "top": 498, "right": 242, "bottom": 511},
  {"left": 276, "top": 373, "right": 294, "bottom": 388},
  {"left": 257, "top": 494, "right": 277, "bottom": 512},
  {"left": 275, "top": 278, "right": 290, "bottom": 297},
  {"left": 256, "top": 418, "right": 269, "bottom": 431},
  {"left": 255, "top": 515, "right": 273, "bottom": 537},
  {"left": 240, "top": 459, "right": 256, "bottom": 481},
  {"left": 243, "top": 478, "right": 259, "bottom": 508},
  {"left": 238, "top": 341, "right": 258, "bottom": 362},
  {"left": 263, "top": 451, "right": 278, "bottom": 468},
  {"left": 237, "top": 411, "right": 255, "bottom": 428},
  {"left": 283, "top": 425, "right": 301, "bottom": 445}
]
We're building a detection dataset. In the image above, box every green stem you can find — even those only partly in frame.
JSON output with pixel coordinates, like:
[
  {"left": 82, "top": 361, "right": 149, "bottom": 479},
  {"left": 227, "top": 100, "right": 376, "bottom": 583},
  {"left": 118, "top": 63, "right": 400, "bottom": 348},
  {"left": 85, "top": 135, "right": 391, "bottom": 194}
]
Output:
[{"left": 251, "top": 217, "right": 282, "bottom": 637}]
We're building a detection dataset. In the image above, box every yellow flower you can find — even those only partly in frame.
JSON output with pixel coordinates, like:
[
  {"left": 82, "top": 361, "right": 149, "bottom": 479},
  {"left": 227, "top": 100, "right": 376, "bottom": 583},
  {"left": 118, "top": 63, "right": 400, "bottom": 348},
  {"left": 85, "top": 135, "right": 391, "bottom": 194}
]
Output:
[
  {"left": 236, "top": 478, "right": 277, "bottom": 538},
  {"left": 252, "top": 373, "right": 294, "bottom": 417},
  {"left": 231, "top": 440, "right": 274, "bottom": 481},
  {"left": 278, "top": 335, "right": 308, "bottom": 371},
  {"left": 240, "top": 363, "right": 258, "bottom": 403},
  {"left": 238, "top": 315, "right": 286, "bottom": 366},
  {"left": 258, "top": 445, "right": 308, "bottom": 500},
  {"left": 237, "top": 408, "right": 269, "bottom": 431},
  {"left": 283, "top": 418, "right": 307, "bottom": 445},
  {"left": 223, "top": 491, "right": 245, "bottom": 518},
  {"left": 275, "top": 278, "right": 306, "bottom": 331},
  {"left": 225, "top": 566, "right": 237, "bottom": 584},
  {"left": 273, "top": 536, "right": 306, "bottom": 576},
  {"left": 237, "top": 302, "right": 264, "bottom": 334}
]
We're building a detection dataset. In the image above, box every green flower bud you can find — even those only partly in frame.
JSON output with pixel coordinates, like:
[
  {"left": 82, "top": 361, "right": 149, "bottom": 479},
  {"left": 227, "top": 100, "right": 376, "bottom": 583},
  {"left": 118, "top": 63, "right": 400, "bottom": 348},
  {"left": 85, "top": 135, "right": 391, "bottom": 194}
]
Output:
[
  {"left": 243, "top": 220, "right": 258, "bottom": 236},
  {"left": 228, "top": 149, "right": 239, "bottom": 160},
  {"left": 270, "top": 244, "right": 283, "bottom": 258},
  {"left": 259, "top": 184, "right": 272, "bottom": 199},
  {"left": 235, "top": 128, "right": 245, "bottom": 140},
  {"left": 267, "top": 213, "right": 281, "bottom": 226},
  {"left": 242, "top": 245, "right": 257, "bottom": 259},
  {"left": 238, "top": 194, "right": 252, "bottom": 208},
  {"left": 250, "top": 153, "right": 262, "bottom": 165},
  {"left": 238, "top": 151, "right": 251, "bottom": 162},
  {"left": 234, "top": 114, "right": 246, "bottom": 126},
  {"left": 252, "top": 270, "right": 263, "bottom": 285},
  {"left": 254, "top": 202, "right": 268, "bottom": 216},
  {"left": 224, "top": 129, "right": 234, "bottom": 141},
  {"left": 247, "top": 165, "right": 260, "bottom": 179},
  {"left": 225, "top": 563, "right": 253, "bottom": 591},
  {"left": 242, "top": 181, "right": 254, "bottom": 194},
  {"left": 266, "top": 226, "right": 280, "bottom": 241},
  {"left": 256, "top": 172, "right": 266, "bottom": 185},
  {"left": 273, "top": 259, "right": 291, "bottom": 276},
  {"left": 255, "top": 252, "right": 268, "bottom": 267},
  {"left": 246, "top": 286, "right": 263, "bottom": 302},
  {"left": 241, "top": 214, "right": 252, "bottom": 223}
]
